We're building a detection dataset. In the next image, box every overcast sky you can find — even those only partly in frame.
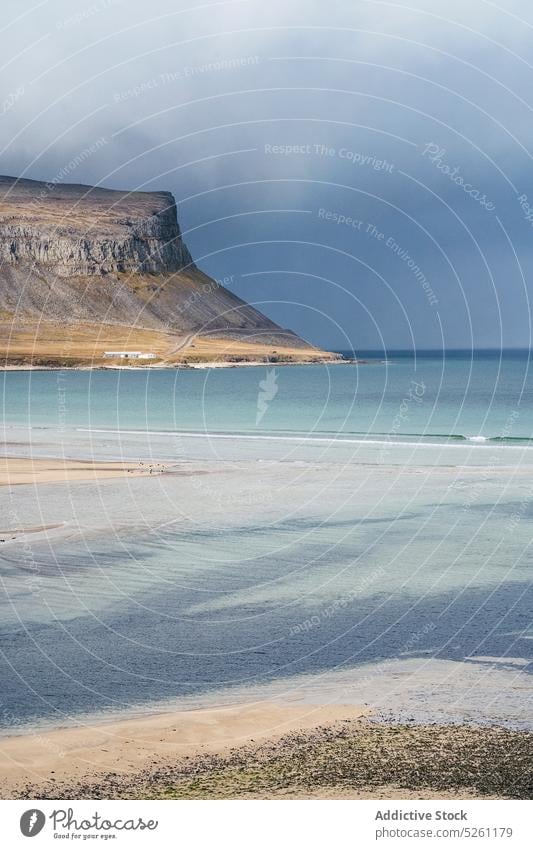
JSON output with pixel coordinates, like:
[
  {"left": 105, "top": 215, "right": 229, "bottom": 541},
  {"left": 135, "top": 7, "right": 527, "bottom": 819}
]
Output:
[{"left": 2, "top": 0, "right": 533, "bottom": 351}]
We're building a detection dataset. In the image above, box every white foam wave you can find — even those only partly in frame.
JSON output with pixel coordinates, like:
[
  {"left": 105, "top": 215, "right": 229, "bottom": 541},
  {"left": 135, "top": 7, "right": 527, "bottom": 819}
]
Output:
[{"left": 74, "top": 428, "right": 533, "bottom": 451}]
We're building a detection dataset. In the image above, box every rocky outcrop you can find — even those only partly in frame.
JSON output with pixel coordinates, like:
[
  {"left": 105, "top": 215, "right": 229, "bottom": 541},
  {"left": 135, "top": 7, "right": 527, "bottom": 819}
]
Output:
[{"left": 0, "top": 176, "right": 192, "bottom": 276}]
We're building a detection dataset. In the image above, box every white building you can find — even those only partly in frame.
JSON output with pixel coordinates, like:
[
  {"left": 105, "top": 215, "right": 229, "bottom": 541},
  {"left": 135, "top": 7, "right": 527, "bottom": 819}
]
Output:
[{"left": 103, "top": 351, "right": 156, "bottom": 360}]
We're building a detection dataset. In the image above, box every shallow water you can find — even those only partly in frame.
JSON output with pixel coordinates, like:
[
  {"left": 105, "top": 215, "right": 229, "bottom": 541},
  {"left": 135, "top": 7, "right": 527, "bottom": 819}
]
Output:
[{"left": 0, "top": 352, "right": 532, "bottom": 729}]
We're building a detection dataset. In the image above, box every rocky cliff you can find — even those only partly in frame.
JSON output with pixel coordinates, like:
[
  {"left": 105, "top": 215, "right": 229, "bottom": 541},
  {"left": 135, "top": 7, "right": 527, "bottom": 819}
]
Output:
[
  {"left": 0, "top": 176, "right": 193, "bottom": 276},
  {"left": 0, "top": 176, "right": 332, "bottom": 364}
]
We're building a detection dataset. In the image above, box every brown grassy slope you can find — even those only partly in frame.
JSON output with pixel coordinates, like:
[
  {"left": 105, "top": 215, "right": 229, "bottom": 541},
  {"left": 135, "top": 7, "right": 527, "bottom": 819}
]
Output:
[{"left": 0, "top": 318, "right": 333, "bottom": 366}]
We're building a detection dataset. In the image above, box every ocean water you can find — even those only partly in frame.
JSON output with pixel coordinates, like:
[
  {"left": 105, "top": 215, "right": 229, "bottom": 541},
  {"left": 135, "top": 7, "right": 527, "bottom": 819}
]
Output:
[
  {"left": 2, "top": 349, "right": 533, "bottom": 442},
  {"left": 0, "top": 351, "right": 532, "bottom": 730}
]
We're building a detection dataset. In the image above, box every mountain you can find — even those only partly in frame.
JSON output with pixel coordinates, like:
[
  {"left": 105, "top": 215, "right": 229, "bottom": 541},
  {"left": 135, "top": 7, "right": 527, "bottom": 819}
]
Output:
[{"left": 0, "top": 176, "right": 335, "bottom": 366}]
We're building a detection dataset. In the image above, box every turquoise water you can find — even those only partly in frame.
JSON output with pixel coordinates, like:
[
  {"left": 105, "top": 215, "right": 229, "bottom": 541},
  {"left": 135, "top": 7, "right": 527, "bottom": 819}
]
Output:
[
  {"left": 0, "top": 351, "right": 532, "bottom": 729},
  {"left": 2, "top": 350, "right": 533, "bottom": 442}
]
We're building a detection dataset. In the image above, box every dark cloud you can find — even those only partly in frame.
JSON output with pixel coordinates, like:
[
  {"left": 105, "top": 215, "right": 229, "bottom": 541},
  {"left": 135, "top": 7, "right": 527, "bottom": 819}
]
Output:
[{"left": 2, "top": 0, "right": 533, "bottom": 349}]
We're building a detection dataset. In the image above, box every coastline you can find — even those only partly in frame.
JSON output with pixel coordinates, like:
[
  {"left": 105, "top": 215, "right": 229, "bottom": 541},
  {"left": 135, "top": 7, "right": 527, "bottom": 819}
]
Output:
[
  {"left": 2, "top": 362, "right": 532, "bottom": 803},
  {"left": 0, "top": 358, "right": 356, "bottom": 372},
  {"left": 0, "top": 701, "right": 366, "bottom": 799},
  {"left": 1, "top": 700, "right": 531, "bottom": 800}
]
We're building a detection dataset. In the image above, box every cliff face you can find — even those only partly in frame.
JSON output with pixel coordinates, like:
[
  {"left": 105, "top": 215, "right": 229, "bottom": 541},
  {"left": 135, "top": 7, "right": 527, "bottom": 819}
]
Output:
[
  {"left": 0, "top": 176, "right": 332, "bottom": 364},
  {"left": 0, "top": 176, "right": 192, "bottom": 276}
]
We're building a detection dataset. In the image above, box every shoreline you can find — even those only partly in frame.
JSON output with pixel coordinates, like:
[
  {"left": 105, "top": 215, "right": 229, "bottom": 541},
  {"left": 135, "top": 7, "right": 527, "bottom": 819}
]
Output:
[
  {"left": 0, "top": 701, "right": 367, "bottom": 799},
  {"left": 1, "top": 700, "right": 531, "bottom": 800},
  {"left": 2, "top": 372, "right": 531, "bottom": 801},
  {"left": 0, "top": 358, "right": 358, "bottom": 372}
]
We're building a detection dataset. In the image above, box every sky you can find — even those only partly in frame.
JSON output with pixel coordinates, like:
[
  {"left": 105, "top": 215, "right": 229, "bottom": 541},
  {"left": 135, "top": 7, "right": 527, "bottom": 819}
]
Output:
[{"left": 2, "top": 0, "right": 533, "bottom": 352}]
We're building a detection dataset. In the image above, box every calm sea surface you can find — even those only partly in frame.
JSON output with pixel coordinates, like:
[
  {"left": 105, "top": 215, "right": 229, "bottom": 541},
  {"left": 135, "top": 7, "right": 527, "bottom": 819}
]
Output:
[
  {"left": 1, "top": 351, "right": 532, "bottom": 729},
  {"left": 2, "top": 349, "right": 533, "bottom": 442}
]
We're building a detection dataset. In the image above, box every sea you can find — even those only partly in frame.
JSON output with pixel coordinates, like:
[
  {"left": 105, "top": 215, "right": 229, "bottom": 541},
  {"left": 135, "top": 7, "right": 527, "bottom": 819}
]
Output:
[{"left": 0, "top": 350, "right": 532, "bottom": 731}]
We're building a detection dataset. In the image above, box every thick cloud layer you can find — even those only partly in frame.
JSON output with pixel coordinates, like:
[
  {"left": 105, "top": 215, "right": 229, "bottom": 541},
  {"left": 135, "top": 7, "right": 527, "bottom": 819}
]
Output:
[{"left": 2, "top": 0, "right": 533, "bottom": 350}]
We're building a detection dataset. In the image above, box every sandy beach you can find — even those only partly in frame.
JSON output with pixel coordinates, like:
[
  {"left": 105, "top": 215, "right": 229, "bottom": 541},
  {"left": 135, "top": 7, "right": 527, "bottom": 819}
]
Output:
[
  {"left": 0, "top": 455, "right": 165, "bottom": 487},
  {"left": 0, "top": 701, "right": 366, "bottom": 798},
  {"left": 1, "top": 701, "right": 531, "bottom": 800}
]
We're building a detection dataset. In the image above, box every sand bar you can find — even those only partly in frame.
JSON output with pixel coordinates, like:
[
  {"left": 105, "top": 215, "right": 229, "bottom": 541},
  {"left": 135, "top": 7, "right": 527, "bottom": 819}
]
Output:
[{"left": 0, "top": 456, "right": 164, "bottom": 487}]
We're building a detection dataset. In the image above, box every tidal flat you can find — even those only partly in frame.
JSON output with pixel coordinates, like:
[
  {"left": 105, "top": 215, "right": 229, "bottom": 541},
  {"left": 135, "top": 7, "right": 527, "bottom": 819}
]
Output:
[{"left": 1, "top": 358, "right": 532, "bottom": 798}]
